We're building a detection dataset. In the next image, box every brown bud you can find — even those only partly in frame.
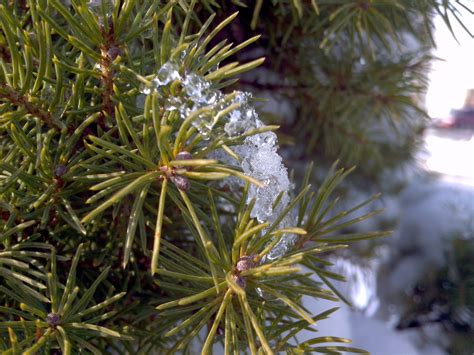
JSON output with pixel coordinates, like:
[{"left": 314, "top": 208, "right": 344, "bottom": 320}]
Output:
[
  {"left": 236, "top": 255, "right": 256, "bottom": 272},
  {"left": 45, "top": 313, "right": 61, "bottom": 328}
]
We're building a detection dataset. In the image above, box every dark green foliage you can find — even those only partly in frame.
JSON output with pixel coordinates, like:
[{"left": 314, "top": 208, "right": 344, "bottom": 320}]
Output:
[{"left": 0, "top": 245, "right": 132, "bottom": 353}]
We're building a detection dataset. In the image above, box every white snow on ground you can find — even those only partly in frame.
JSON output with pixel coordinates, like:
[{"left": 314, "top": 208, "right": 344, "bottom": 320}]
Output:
[
  {"left": 299, "top": 298, "right": 425, "bottom": 355},
  {"left": 382, "top": 173, "right": 474, "bottom": 291},
  {"left": 302, "top": 129, "right": 474, "bottom": 354}
]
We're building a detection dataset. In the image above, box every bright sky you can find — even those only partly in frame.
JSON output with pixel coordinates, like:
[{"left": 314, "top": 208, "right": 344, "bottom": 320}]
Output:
[
  {"left": 425, "top": 12, "right": 474, "bottom": 119},
  {"left": 422, "top": 9, "right": 474, "bottom": 185}
]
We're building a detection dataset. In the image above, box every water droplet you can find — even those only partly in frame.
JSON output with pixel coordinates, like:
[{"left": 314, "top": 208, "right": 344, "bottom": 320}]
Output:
[
  {"left": 140, "top": 85, "right": 151, "bottom": 95},
  {"left": 155, "top": 62, "right": 181, "bottom": 86}
]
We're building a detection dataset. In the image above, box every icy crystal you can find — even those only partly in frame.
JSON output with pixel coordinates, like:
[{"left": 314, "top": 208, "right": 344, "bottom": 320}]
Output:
[
  {"left": 140, "top": 62, "right": 182, "bottom": 95},
  {"left": 219, "top": 91, "right": 295, "bottom": 259},
  {"left": 141, "top": 61, "right": 223, "bottom": 137},
  {"left": 179, "top": 73, "right": 222, "bottom": 136},
  {"left": 184, "top": 73, "right": 209, "bottom": 100},
  {"left": 154, "top": 62, "right": 181, "bottom": 86}
]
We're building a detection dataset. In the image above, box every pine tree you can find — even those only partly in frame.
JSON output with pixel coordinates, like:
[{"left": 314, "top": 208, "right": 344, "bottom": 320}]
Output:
[
  {"left": 0, "top": 1, "right": 470, "bottom": 353},
  {"left": 201, "top": 1, "right": 471, "bottom": 185}
]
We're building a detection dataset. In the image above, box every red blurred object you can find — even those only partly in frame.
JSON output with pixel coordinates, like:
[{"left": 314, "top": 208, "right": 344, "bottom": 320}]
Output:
[
  {"left": 434, "top": 108, "right": 474, "bottom": 129},
  {"left": 434, "top": 89, "right": 474, "bottom": 129}
]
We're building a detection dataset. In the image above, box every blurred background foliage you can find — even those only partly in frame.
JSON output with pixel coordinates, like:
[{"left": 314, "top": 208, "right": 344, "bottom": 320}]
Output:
[{"left": 189, "top": 0, "right": 469, "bottom": 182}]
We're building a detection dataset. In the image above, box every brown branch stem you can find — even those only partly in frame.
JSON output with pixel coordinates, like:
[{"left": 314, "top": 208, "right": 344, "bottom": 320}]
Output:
[
  {"left": 0, "top": 83, "right": 59, "bottom": 129},
  {"left": 98, "top": 24, "right": 120, "bottom": 122}
]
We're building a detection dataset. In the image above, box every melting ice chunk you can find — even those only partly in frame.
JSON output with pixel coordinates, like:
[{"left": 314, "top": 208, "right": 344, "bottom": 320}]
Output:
[
  {"left": 139, "top": 63, "right": 181, "bottom": 95},
  {"left": 179, "top": 72, "right": 223, "bottom": 135},
  {"left": 154, "top": 62, "right": 181, "bottom": 87},
  {"left": 236, "top": 141, "right": 290, "bottom": 223},
  {"left": 183, "top": 73, "right": 220, "bottom": 106},
  {"left": 222, "top": 91, "right": 295, "bottom": 259},
  {"left": 140, "top": 61, "right": 222, "bottom": 138}
]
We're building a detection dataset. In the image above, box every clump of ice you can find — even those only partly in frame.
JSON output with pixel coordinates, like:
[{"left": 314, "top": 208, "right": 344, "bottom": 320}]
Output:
[
  {"left": 224, "top": 93, "right": 259, "bottom": 136},
  {"left": 140, "top": 62, "right": 295, "bottom": 258},
  {"left": 139, "top": 62, "right": 175, "bottom": 94},
  {"left": 206, "top": 91, "right": 293, "bottom": 227},
  {"left": 179, "top": 73, "right": 223, "bottom": 137},
  {"left": 264, "top": 215, "right": 297, "bottom": 261},
  {"left": 214, "top": 91, "right": 296, "bottom": 259},
  {"left": 227, "top": 93, "right": 290, "bottom": 223},
  {"left": 184, "top": 73, "right": 213, "bottom": 103}
]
